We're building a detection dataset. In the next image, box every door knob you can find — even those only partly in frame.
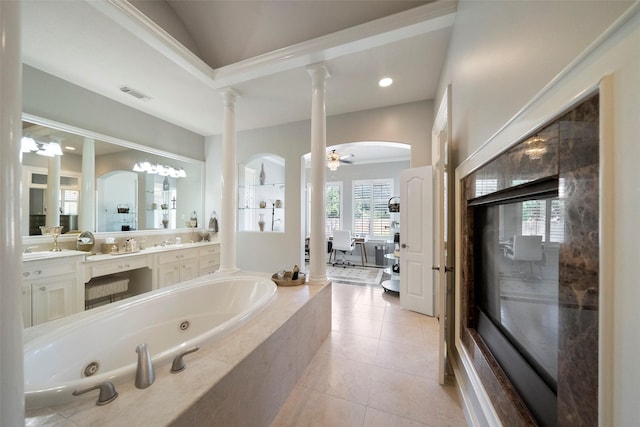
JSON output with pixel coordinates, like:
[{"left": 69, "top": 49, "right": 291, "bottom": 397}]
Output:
[
  {"left": 432, "top": 265, "right": 440, "bottom": 271},
  {"left": 401, "top": 243, "right": 408, "bottom": 248}
]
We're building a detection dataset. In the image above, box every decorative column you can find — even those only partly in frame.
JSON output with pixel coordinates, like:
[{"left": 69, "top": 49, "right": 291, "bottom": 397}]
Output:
[
  {"left": 79, "top": 137, "right": 95, "bottom": 231},
  {"left": 46, "top": 155, "right": 61, "bottom": 227},
  {"left": 306, "top": 63, "right": 330, "bottom": 284},
  {"left": 0, "top": 1, "right": 24, "bottom": 425},
  {"left": 218, "top": 88, "right": 240, "bottom": 272}
]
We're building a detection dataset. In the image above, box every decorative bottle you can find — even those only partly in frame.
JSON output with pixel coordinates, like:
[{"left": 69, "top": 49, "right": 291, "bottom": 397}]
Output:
[
  {"left": 258, "top": 214, "right": 265, "bottom": 232},
  {"left": 259, "top": 162, "right": 266, "bottom": 185}
]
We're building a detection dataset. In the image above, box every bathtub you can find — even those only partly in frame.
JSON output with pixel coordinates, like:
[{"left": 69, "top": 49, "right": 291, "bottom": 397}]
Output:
[{"left": 23, "top": 274, "right": 276, "bottom": 409}]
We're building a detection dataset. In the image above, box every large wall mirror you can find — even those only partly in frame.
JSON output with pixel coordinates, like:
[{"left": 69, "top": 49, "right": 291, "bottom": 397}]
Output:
[{"left": 21, "top": 115, "right": 204, "bottom": 236}]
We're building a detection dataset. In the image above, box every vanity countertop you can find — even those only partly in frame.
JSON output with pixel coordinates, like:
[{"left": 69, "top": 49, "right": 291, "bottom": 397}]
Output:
[
  {"left": 84, "top": 240, "right": 219, "bottom": 263},
  {"left": 22, "top": 250, "right": 87, "bottom": 262}
]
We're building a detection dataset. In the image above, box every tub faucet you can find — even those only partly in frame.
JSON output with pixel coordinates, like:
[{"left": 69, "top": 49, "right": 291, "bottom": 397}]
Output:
[
  {"left": 72, "top": 382, "right": 118, "bottom": 406},
  {"left": 170, "top": 346, "right": 200, "bottom": 373},
  {"left": 135, "top": 343, "right": 155, "bottom": 389}
]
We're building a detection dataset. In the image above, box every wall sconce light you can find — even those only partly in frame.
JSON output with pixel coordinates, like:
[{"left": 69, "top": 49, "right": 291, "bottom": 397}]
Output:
[{"left": 133, "top": 161, "right": 186, "bottom": 178}]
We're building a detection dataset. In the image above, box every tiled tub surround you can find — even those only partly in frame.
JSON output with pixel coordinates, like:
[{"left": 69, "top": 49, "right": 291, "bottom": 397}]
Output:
[
  {"left": 25, "top": 273, "right": 332, "bottom": 426},
  {"left": 460, "top": 94, "right": 599, "bottom": 425}
]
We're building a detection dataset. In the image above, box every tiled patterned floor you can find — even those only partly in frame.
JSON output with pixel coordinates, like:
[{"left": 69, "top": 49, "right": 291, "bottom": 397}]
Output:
[{"left": 270, "top": 280, "right": 468, "bottom": 427}]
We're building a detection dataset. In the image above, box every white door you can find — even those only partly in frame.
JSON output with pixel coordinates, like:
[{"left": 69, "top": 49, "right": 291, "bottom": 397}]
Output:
[
  {"left": 432, "top": 85, "right": 454, "bottom": 384},
  {"left": 399, "top": 166, "right": 433, "bottom": 315}
]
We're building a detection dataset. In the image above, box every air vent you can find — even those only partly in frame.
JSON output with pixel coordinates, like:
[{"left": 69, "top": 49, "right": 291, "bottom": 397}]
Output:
[{"left": 119, "top": 86, "right": 151, "bottom": 101}]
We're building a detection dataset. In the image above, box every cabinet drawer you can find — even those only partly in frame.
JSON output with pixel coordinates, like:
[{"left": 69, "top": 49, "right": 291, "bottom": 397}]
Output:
[
  {"left": 198, "top": 244, "right": 220, "bottom": 258},
  {"left": 158, "top": 249, "right": 197, "bottom": 264},
  {"left": 23, "top": 260, "right": 76, "bottom": 279},
  {"left": 88, "top": 255, "right": 150, "bottom": 278}
]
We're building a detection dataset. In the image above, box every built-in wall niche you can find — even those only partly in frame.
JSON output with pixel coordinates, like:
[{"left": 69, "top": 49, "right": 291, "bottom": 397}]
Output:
[
  {"left": 21, "top": 115, "right": 204, "bottom": 235},
  {"left": 238, "top": 155, "right": 285, "bottom": 232},
  {"left": 96, "top": 171, "right": 138, "bottom": 232}
]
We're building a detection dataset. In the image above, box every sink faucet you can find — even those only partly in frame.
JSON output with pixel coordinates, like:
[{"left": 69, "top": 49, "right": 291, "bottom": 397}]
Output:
[
  {"left": 135, "top": 343, "right": 155, "bottom": 389},
  {"left": 160, "top": 240, "right": 170, "bottom": 247}
]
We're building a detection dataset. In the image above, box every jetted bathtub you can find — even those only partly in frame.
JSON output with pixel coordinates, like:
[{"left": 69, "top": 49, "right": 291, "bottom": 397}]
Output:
[{"left": 23, "top": 274, "right": 276, "bottom": 409}]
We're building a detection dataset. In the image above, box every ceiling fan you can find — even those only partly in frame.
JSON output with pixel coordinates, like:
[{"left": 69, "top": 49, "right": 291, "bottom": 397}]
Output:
[{"left": 327, "top": 149, "right": 354, "bottom": 170}]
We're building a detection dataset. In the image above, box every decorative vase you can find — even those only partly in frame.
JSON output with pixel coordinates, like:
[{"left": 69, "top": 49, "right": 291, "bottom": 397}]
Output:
[
  {"left": 259, "top": 162, "right": 266, "bottom": 185},
  {"left": 258, "top": 214, "right": 265, "bottom": 232},
  {"left": 162, "top": 214, "right": 169, "bottom": 229}
]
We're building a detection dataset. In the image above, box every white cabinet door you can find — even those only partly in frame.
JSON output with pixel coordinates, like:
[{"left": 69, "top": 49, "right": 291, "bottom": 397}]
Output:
[
  {"left": 22, "top": 285, "right": 32, "bottom": 328},
  {"left": 31, "top": 276, "right": 74, "bottom": 326},
  {"left": 158, "top": 262, "right": 181, "bottom": 288},
  {"left": 180, "top": 259, "right": 198, "bottom": 282}
]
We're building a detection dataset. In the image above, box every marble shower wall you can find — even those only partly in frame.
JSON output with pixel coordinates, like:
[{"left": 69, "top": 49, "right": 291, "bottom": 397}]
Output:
[{"left": 460, "top": 93, "right": 600, "bottom": 426}]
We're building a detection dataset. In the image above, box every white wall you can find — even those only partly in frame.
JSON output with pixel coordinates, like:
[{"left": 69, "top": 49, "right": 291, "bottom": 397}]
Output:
[
  {"left": 437, "top": 0, "right": 633, "bottom": 164},
  {"left": 435, "top": 1, "right": 640, "bottom": 425},
  {"left": 206, "top": 101, "right": 432, "bottom": 273},
  {"left": 22, "top": 65, "right": 205, "bottom": 161},
  {"left": 328, "top": 100, "right": 433, "bottom": 167}
]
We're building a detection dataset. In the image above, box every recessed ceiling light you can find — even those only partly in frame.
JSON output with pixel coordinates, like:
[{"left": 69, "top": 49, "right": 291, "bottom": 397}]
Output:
[
  {"left": 65, "top": 146, "right": 75, "bottom": 151},
  {"left": 378, "top": 77, "right": 393, "bottom": 88}
]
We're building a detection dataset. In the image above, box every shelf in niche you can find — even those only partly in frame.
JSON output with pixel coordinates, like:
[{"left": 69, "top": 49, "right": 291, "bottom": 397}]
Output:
[
  {"left": 239, "top": 207, "right": 284, "bottom": 210},
  {"left": 239, "top": 183, "right": 285, "bottom": 188}
]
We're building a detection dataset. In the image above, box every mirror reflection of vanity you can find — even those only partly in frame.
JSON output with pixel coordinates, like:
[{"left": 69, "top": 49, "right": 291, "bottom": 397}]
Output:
[
  {"left": 20, "top": 114, "right": 216, "bottom": 328},
  {"left": 21, "top": 114, "right": 204, "bottom": 236}
]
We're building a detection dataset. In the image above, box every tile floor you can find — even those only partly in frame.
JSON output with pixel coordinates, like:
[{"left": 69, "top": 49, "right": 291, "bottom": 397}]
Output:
[{"left": 270, "top": 279, "right": 468, "bottom": 427}]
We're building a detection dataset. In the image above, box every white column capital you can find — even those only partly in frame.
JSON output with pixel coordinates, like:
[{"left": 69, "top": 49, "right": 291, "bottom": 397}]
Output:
[
  {"left": 306, "top": 63, "right": 330, "bottom": 85},
  {"left": 219, "top": 87, "right": 241, "bottom": 107}
]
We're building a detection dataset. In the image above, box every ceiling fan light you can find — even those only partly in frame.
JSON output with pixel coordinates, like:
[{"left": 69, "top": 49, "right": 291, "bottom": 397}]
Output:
[{"left": 328, "top": 159, "right": 339, "bottom": 171}]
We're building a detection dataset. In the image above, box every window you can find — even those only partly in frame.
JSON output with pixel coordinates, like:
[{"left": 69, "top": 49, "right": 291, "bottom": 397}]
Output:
[
  {"left": 60, "top": 189, "right": 79, "bottom": 215},
  {"left": 520, "top": 198, "right": 565, "bottom": 243},
  {"left": 513, "top": 179, "right": 565, "bottom": 243},
  {"left": 352, "top": 179, "right": 392, "bottom": 238},
  {"left": 325, "top": 182, "right": 342, "bottom": 235},
  {"left": 475, "top": 178, "right": 498, "bottom": 197}
]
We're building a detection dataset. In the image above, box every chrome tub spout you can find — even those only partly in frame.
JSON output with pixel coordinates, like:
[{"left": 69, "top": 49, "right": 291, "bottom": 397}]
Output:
[{"left": 135, "top": 343, "right": 155, "bottom": 389}]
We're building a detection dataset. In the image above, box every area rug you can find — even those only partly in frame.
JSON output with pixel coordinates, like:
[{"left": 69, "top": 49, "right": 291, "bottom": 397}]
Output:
[{"left": 326, "top": 265, "right": 384, "bottom": 286}]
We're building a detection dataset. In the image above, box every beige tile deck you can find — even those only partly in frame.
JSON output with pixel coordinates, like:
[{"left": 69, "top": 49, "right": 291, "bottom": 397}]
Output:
[{"left": 270, "top": 280, "right": 467, "bottom": 427}]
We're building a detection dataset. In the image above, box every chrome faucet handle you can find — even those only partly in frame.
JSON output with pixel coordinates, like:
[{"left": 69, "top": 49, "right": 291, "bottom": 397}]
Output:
[
  {"left": 72, "top": 382, "right": 118, "bottom": 406},
  {"left": 170, "top": 346, "right": 200, "bottom": 373}
]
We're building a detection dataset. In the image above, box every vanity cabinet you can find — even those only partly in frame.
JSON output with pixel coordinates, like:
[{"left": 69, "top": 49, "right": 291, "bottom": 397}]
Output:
[
  {"left": 157, "top": 248, "right": 199, "bottom": 288},
  {"left": 198, "top": 244, "right": 220, "bottom": 275},
  {"left": 30, "top": 277, "right": 75, "bottom": 326},
  {"left": 22, "top": 254, "right": 84, "bottom": 327},
  {"left": 22, "top": 285, "right": 31, "bottom": 328},
  {"left": 85, "top": 253, "right": 150, "bottom": 280}
]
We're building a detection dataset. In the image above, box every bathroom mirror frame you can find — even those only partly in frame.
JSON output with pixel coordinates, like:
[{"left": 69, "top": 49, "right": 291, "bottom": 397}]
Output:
[{"left": 21, "top": 113, "right": 205, "bottom": 244}]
